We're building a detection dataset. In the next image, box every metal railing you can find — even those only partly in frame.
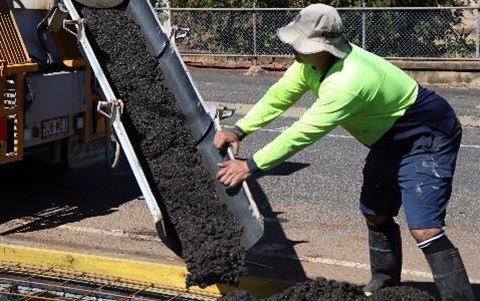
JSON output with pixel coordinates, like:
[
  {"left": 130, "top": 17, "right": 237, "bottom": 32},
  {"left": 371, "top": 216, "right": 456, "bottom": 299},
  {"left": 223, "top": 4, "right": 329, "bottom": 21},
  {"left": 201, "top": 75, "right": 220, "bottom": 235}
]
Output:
[{"left": 157, "top": 7, "right": 480, "bottom": 59}]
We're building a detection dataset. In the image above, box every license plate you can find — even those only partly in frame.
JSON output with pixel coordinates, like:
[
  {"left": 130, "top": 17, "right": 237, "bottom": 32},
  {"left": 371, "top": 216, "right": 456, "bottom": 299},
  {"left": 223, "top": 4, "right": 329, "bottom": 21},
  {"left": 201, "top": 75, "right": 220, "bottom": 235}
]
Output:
[{"left": 41, "top": 116, "right": 69, "bottom": 139}]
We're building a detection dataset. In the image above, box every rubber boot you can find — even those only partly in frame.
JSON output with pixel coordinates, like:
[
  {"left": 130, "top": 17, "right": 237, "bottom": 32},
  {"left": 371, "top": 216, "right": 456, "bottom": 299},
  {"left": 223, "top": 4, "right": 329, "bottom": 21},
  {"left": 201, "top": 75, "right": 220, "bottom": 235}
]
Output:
[
  {"left": 426, "top": 248, "right": 475, "bottom": 301},
  {"left": 363, "top": 223, "right": 402, "bottom": 295}
]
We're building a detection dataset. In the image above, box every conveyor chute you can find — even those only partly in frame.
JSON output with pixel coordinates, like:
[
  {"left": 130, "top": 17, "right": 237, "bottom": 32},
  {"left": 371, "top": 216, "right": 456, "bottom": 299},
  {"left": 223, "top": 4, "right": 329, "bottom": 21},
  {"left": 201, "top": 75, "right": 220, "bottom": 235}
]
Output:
[{"left": 62, "top": 0, "right": 264, "bottom": 254}]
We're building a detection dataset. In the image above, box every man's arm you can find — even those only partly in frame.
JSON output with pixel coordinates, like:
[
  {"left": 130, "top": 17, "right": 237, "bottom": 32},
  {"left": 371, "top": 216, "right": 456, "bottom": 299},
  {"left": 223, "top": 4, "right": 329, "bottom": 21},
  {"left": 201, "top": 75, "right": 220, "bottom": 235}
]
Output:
[
  {"left": 250, "top": 88, "right": 364, "bottom": 171},
  {"left": 235, "top": 62, "right": 309, "bottom": 135},
  {"left": 215, "top": 87, "right": 362, "bottom": 188}
]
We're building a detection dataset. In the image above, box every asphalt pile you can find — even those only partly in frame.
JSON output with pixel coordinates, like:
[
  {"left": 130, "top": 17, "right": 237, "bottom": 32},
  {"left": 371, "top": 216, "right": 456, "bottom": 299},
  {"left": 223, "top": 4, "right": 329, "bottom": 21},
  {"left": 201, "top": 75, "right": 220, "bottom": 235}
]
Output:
[
  {"left": 79, "top": 4, "right": 246, "bottom": 288},
  {"left": 367, "top": 286, "right": 436, "bottom": 301},
  {"left": 219, "top": 278, "right": 436, "bottom": 301}
]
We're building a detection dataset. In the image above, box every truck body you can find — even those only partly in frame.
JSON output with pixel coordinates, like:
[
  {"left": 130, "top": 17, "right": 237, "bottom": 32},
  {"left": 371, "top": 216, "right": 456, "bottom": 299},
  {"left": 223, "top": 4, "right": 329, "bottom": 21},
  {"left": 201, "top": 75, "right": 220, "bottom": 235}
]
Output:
[{"left": 0, "top": 0, "right": 106, "bottom": 169}]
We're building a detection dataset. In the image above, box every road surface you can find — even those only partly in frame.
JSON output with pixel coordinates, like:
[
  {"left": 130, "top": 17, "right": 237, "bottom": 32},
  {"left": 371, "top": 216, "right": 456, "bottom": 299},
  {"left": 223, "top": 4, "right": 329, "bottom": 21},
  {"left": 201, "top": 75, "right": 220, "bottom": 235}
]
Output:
[{"left": 0, "top": 66, "right": 479, "bottom": 299}]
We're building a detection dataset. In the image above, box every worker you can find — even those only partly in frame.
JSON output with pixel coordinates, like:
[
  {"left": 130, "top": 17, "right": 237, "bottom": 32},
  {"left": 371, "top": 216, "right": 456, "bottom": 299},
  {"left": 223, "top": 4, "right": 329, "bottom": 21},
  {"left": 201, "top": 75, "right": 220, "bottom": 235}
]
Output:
[{"left": 213, "top": 3, "right": 475, "bottom": 300}]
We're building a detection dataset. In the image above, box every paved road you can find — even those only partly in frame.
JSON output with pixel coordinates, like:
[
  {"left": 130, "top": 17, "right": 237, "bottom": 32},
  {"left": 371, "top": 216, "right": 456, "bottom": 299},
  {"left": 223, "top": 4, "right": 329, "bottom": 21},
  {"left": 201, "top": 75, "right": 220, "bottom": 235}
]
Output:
[{"left": 0, "top": 66, "right": 478, "bottom": 299}]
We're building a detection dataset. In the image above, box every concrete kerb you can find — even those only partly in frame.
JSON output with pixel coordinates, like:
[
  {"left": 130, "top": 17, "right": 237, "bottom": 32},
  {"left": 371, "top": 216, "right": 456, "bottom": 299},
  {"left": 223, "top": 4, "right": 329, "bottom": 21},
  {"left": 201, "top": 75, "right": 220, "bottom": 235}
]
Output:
[
  {"left": 0, "top": 243, "right": 294, "bottom": 298},
  {"left": 182, "top": 55, "right": 480, "bottom": 88},
  {"left": 391, "top": 59, "right": 480, "bottom": 88}
]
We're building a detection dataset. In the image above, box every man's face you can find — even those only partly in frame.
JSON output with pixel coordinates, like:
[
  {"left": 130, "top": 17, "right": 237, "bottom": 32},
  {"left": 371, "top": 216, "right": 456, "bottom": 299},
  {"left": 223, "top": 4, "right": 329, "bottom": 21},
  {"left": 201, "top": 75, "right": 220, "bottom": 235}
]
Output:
[
  {"left": 293, "top": 50, "right": 330, "bottom": 65},
  {"left": 293, "top": 50, "right": 317, "bottom": 64}
]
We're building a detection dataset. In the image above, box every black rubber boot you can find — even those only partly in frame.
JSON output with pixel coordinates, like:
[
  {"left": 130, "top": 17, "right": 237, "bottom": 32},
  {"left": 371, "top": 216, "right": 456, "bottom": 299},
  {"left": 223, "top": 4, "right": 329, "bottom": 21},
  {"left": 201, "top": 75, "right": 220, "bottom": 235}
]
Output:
[
  {"left": 426, "top": 248, "right": 475, "bottom": 301},
  {"left": 363, "top": 223, "right": 402, "bottom": 294}
]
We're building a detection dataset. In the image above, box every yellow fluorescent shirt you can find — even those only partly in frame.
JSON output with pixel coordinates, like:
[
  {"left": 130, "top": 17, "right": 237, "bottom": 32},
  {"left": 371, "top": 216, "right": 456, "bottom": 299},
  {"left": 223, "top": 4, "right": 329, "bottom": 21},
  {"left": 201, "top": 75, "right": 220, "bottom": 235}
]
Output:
[{"left": 235, "top": 43, "right": 418, "bottom": 171}]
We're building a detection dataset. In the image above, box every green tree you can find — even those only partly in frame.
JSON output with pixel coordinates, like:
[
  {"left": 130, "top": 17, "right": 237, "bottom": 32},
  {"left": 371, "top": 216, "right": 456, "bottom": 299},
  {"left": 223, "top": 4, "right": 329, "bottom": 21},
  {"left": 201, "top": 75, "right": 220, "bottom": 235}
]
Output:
[
  {"left": 167, "top": 0, "right": 463, "bottom": 7},
  {"left": 163, "top": 0, "right": 474, "bottom": 58}
]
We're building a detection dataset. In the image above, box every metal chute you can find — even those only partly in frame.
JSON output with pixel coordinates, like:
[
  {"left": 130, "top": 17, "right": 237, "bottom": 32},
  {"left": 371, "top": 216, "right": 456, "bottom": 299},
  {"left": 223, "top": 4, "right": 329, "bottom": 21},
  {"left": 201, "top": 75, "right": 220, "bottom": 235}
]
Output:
[
  {"left": 62, "top": 0, "right": 264, "bottom": 253},
  {"left": 74, "top": 0, "right": 124, "bottom": 8}
]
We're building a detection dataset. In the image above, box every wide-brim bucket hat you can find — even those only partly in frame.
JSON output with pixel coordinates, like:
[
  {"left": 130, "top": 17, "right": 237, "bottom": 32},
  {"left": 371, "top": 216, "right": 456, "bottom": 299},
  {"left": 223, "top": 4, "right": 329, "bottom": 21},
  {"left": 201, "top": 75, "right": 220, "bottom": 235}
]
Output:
[{"left": 277, "top": 4, "right": 350, "bottom": 58}]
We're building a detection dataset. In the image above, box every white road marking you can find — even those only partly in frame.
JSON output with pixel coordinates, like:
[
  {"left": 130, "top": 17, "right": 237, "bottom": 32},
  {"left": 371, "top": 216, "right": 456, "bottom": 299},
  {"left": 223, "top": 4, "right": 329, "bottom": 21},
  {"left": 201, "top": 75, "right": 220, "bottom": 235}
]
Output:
[
  {"left": 249, "top": 251, "right": 480, "bottom": 283},
  {"left": 461, "top": 144, "right": 480, "bottom": 149},
  {"left": 223, "top": 125, "right": 480, "bottom": 149},
  {"left": 9, "top": 219, "right": 480, "bottom": 283},
  {"left": 297, "top": 255, "right": 433, "bottom": 279},
  {"left": 206, "top": 101, "right": 480, "bottom": 148},
  {"left": 207, "top": 100, "right": 480, "bottom": 127},
  {"left": 58, "top": 224, "right": 163, "bottom": 242},
  {"left": 21, "top": 220, "right": 479, "bottom": 283},
  {"left": 11, "top": 218, "right": 162, "bottom": 243},
  {"left": 323, "top": 134, "right": 353, "bottom": 139},
  {"left": 297, "top": 255, "right": 480, "bottom": 283}
]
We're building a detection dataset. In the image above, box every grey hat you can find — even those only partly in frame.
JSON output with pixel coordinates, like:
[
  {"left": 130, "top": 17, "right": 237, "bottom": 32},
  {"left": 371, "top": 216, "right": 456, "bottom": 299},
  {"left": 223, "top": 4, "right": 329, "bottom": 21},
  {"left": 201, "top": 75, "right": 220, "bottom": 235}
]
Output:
[{"left": 277, "top": 4, "right": 350, "bottom": 58}]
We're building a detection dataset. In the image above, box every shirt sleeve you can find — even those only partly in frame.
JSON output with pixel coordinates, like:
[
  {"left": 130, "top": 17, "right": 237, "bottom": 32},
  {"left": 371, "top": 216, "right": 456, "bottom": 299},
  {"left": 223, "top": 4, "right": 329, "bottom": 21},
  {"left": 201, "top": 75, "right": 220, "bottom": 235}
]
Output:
[
  {"left": 252, "top": 87, "right": 365, "bottom": 171},
  {"left": 235, "top": 62, "right": 309, "bottom": 134}
]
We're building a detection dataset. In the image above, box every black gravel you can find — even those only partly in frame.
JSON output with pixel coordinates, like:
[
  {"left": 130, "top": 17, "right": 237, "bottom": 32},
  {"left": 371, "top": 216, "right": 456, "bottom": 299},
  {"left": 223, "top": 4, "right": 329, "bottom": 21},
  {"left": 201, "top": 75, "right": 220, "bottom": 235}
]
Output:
[
  {"left": 218, "top": 278, "right": 436, "bottom": 301},
  {"left": 264, "top": 278, "right": 363, "bottom": 301},
  {"left": 368, "top": 286, "right": 436, "bottom": 301},
  {"left": 78, "top": 4, "right": 246, "bottom": 288}
]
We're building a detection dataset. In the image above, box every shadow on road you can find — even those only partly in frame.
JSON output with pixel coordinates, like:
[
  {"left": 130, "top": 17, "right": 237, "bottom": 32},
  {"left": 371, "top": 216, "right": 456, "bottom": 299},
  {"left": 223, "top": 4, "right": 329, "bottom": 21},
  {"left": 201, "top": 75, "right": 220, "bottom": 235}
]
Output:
[
  {"left": 0, "top": 158, "right": 140, "bottom": 235},
  {"left": 242, "top": 161, "right": 310, "bottom": 285},
  {"left": 256, "top": 162, "right": 310, "bottom": 178}
]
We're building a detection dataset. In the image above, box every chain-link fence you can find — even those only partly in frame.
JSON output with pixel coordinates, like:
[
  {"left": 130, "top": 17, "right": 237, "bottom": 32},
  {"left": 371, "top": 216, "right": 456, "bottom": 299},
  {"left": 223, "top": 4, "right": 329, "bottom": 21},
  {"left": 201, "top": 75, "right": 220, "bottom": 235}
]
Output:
[{"left": 157, "top": 7, "right": 480, "bottom": 59}]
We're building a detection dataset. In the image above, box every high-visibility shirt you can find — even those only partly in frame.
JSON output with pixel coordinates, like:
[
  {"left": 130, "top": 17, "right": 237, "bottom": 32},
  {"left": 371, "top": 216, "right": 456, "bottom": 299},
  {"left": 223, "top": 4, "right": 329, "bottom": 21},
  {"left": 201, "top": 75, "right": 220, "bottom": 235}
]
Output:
[{"left": 235, "top": 43, "right": 418, "bottom": 171}]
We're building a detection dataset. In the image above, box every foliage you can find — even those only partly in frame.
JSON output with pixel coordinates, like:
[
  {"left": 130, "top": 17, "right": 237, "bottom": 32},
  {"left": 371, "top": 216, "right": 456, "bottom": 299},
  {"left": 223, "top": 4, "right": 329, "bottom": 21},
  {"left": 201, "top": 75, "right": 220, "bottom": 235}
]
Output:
[
  {"left": 438, "top": 27, "right": 476, "bottom": 57},
  {"left": 165, "top": 0, "right": 463, "bottom": 7},
  {"left": 157, "top": 0, "right": 475, "bottom": 58},
  {"left": 350, "top": 8, "right": 475, "bottom": 57}
]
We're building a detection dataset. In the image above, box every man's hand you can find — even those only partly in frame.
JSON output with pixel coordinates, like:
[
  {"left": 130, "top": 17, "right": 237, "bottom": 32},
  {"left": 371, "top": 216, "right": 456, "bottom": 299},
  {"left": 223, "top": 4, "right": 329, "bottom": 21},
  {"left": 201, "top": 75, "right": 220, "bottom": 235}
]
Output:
[
  {"left": 216, "top": 159, "right": 251, "bottom": 187},
  {"left": 213, "top": 130, "right": 240, "bottom": 157}
]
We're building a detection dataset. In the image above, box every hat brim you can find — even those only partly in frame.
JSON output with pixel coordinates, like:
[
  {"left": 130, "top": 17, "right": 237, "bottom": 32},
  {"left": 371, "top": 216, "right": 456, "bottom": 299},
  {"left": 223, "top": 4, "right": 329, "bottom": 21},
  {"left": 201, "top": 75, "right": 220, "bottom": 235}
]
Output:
[{"left": 277, "top": 25, "right": 350, "bottom": 58}]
